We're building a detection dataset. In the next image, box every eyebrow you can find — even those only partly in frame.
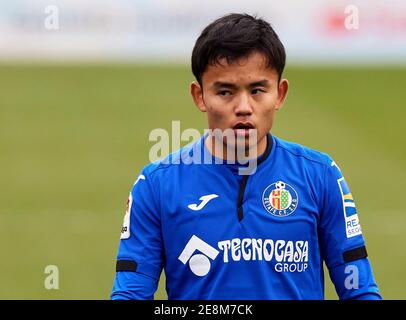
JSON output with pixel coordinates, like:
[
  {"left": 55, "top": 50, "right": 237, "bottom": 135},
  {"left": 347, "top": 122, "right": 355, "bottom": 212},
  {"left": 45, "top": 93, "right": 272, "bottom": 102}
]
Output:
[
  {"left": 212, "top": 79, "right": 270, "bottom": 89},
  {"left": 212, "top": 82, "right": 237, "bottom": 89},
  {"left": 249, "top": 80, "right": 269, "bottom": 88}
]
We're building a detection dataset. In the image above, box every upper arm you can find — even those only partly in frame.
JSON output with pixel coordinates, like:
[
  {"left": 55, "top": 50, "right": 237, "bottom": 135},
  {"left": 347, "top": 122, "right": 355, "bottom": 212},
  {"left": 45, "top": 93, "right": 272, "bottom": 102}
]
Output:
[
  {"left": 318, "top": 160, "right": 381, "bottom": 299},
  {"left": 111, "top": 169, "right": 164, "bottom": 300}
]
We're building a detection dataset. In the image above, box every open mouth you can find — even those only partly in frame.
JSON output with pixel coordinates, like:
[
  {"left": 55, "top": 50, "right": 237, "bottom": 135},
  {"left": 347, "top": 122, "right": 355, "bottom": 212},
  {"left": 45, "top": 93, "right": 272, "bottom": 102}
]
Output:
[{"left": 232, "top": 122, "right": 255, "bottom": 137}]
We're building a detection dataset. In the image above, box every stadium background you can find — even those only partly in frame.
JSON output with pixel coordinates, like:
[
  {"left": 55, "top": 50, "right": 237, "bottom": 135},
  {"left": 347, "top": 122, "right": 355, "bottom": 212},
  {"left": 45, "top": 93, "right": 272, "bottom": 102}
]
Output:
[{"left": 0, "top": 0, "right": 405, "bottom": 299}]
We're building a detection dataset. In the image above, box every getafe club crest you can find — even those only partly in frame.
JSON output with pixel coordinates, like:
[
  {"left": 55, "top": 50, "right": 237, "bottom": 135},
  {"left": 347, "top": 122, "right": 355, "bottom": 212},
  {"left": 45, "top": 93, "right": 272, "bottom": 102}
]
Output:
[{"left": 262, "top": 181, "right": 298, "bottom": 217}]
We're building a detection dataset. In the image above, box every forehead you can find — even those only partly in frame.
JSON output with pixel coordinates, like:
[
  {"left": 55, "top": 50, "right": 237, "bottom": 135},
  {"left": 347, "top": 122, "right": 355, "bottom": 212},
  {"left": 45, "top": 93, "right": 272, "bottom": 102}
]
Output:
[{"left": 202, "top": 51, "right": 278, "bottom": 86}]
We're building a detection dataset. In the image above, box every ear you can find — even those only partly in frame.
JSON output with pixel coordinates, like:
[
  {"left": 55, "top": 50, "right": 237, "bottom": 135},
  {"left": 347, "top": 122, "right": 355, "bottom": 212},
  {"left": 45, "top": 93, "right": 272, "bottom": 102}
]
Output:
[
  {"left": 190, "top": 81, "right": 207, "bottom": 112},
  {"left": 274, "top": 79, "right": 289, "bottom": 110}
]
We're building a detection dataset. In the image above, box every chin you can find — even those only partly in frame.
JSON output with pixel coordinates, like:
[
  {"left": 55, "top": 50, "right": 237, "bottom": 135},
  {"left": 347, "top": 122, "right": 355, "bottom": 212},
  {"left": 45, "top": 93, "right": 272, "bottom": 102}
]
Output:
[{"left": 228, "top": 135, "right": 258, "bottom": 150}]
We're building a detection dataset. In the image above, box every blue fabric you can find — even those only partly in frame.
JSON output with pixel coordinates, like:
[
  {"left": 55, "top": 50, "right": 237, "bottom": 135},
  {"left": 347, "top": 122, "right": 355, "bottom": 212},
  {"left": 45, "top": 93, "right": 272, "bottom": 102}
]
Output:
[
  {"left": 111, "top": 135, "right": 382, "bottom": 300},
  {"left": 111, "top": 272, "right": 158, "bottom": 300}
]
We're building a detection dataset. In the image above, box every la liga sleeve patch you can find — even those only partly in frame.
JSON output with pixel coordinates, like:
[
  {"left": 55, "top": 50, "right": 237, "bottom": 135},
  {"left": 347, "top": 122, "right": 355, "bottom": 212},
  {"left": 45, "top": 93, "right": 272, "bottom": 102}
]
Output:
[{"left": 120, "top": 193, "right": 132, "bottom": 240}]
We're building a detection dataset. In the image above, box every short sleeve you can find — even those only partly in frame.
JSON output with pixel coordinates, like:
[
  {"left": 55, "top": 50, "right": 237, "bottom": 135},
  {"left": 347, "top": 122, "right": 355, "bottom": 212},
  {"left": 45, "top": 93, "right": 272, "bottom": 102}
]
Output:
[
  {"left": 319, "top": 160, "right": 366, "bottom": 268},
  {"left": 319, "top": 160, "right": 381, "bottom": 299},
  {"left": 111, "top": 168, "right": 163, "bottom": 299}
]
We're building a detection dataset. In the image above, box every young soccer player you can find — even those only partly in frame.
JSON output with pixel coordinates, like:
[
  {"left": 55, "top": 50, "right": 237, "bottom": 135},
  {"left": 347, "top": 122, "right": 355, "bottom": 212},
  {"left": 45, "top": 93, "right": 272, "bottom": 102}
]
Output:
[{"left": 111, "top": 13, "right": 381, "bottom": 300}]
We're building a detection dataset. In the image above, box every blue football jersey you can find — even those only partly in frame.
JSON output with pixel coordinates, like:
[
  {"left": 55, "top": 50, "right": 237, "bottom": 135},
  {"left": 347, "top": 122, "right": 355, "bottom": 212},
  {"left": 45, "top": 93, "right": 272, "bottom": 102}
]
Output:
[{"left": 111, "top": 134, "right": 381, "bottom": 300}]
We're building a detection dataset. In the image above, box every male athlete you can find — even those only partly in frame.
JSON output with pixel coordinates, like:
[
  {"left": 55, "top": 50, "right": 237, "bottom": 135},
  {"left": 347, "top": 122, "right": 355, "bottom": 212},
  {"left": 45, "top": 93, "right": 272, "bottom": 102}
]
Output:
[{"left": 111, "top": 13, "right": 381, "bottom": 300}]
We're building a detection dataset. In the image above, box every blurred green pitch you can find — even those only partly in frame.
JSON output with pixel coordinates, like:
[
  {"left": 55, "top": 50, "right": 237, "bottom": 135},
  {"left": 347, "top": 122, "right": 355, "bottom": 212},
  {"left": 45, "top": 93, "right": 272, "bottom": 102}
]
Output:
[{"left": 0, "top": 64, "right": 405, "bottom": 299}]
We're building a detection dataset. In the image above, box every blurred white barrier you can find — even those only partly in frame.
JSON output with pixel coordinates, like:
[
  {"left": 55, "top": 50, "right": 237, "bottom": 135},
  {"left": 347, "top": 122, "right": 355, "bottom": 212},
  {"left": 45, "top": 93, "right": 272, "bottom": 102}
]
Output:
[{"left": 0, "top": 0, "right": 405, "bottom": 63}]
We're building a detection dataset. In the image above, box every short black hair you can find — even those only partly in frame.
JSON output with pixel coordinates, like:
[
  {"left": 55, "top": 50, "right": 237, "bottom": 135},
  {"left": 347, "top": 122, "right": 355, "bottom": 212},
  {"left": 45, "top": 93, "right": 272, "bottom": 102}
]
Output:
[{"left": 192, "top": 13, "right": 286, "bottom": 85}]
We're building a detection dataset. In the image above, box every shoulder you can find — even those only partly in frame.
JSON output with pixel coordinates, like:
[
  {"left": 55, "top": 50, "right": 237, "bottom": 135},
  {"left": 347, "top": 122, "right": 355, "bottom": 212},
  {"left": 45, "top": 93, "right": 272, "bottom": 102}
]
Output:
[
  {"left": 274, "top": 136, "right": 334, "bottom": 168},
  {"left": 140, "top": 136, "right": 203, "bottom": 178}
]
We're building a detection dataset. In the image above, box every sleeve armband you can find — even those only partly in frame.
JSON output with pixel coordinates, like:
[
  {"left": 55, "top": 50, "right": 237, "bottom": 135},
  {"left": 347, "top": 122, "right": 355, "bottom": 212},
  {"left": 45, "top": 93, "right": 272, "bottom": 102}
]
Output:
[
  {"left": 116, "top": 260, "right": 138, "bottom": 272},
  {"left": 343, "top": 246, "right": 368, "bottom": 263}
]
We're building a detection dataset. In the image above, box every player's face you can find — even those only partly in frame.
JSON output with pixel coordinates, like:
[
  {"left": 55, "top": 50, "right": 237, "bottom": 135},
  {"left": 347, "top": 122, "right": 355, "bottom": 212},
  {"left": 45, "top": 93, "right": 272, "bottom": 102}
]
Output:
[{"left": 191, "top": 51, "right": 288, "bottom": 156}]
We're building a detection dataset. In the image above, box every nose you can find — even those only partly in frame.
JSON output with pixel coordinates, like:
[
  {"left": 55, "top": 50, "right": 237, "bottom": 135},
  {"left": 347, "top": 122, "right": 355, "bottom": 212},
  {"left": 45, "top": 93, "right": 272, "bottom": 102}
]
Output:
[{"left": 235, "top": 92, "right": 253, "bottom": 116}]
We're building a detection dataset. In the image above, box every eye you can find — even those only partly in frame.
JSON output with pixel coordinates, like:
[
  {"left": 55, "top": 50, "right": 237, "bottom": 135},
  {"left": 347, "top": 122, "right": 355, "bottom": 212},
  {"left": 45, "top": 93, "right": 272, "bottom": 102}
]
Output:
[
  {"left": 217, "top": 90, "right": 232, "bottom": 96},
  {"left": 252, "top": 88, "right": 266, "bottom": 95}
]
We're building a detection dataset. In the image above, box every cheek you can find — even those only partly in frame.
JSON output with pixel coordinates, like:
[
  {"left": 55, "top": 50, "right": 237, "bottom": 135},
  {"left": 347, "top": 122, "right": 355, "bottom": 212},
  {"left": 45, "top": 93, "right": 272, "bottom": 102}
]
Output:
[
  {"left": 256, "top": 96, "right": 276, "bottom": 116},
  {"left": 206, "top": 108, "right": 228, "bottom": 127},
  {"left": 267, "top": 90, "right": 282, "bottom": 108},
  {"left": 205, "top": 98, "right": 230, "bottom": 118},
  {"left": 254, "top": 97, "right": 277, "bottom": 129},
  {"left": 264, "top": 92, "right": 279, "bottom": 106}
]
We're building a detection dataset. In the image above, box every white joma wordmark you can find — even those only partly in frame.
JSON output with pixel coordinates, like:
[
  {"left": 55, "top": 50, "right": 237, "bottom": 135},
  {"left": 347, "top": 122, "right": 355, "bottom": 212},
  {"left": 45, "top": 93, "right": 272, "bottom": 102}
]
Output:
[{"left": 187, "top": 194, "right": 219, "bottom": 211}]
